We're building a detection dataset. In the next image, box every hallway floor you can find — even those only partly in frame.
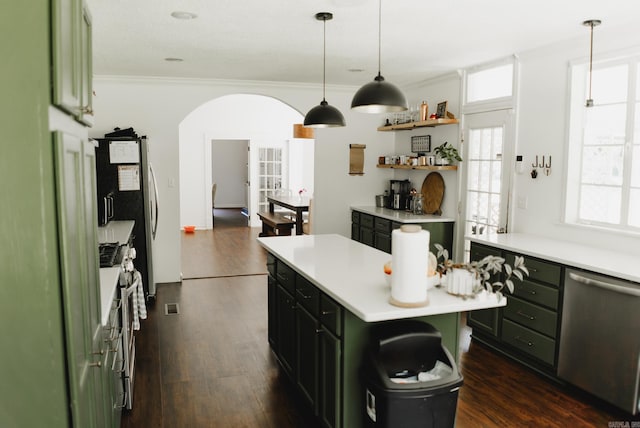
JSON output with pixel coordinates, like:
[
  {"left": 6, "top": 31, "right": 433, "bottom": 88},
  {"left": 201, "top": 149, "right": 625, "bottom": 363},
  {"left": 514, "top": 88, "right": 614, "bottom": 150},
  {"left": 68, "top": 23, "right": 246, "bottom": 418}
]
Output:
[{"left": 122, "top": 212, "right": 637, "bottom": 427}]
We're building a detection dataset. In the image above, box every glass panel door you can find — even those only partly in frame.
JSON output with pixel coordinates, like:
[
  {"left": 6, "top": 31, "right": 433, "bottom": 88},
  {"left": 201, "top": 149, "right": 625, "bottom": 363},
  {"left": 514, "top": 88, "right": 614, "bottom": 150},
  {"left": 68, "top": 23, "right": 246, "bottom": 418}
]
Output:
[
  {"left": 258, "top": 147, "right": 283, "bottom": 212},
  {"left": 459, "top": 109, "right": 514, "bottom": 261}
]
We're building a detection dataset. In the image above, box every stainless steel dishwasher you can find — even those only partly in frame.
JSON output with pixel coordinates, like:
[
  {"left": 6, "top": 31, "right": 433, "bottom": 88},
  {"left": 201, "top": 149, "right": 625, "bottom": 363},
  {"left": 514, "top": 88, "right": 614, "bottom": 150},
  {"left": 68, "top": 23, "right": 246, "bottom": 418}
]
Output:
[{"left": 558, "top": 269, "right": 640, "bottom": 415}]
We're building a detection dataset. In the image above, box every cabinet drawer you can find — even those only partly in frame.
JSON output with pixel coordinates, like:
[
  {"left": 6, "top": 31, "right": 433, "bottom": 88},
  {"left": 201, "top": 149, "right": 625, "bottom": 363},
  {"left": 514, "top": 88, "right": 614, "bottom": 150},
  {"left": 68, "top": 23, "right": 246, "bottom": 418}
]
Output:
[
  {"left": 360, "top": 213, "right": 374, "bottom": 229},
  {"left": 320, "top": 294, "right": 343, "bottom": 337},
  {"left": 296, "top": 275, "right": 320, "bottom": 317},
  {"left": 513, "top": 279, "right": 559, "bottom": 310},
  {"left": 374, "top": 217, "right": 391, "bottom": 233},
  {"left": 276, "top": 259, "right": 295, "bottom": 294},
  {"left": 507, "top": 253, "right": 561, "bottom": 287},
  {"left": 502, "top": 319, "right": 556, "bottom": 365},
  {"left": 503, "top": 296, "right": 557, "bottom": 338},
  {"left": 374, "top": 232, "right": 391, "bottom": 254},
  {"left": 351, "top": 210, "right": 360, "bottom": 224}
]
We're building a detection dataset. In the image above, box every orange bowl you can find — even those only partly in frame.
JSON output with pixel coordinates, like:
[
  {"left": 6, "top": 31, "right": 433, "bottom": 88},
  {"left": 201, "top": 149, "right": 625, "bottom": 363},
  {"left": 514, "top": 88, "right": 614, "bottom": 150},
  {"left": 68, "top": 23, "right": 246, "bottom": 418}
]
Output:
[{"left": 183, "top": 225, "right": 195, "bottom": 233}]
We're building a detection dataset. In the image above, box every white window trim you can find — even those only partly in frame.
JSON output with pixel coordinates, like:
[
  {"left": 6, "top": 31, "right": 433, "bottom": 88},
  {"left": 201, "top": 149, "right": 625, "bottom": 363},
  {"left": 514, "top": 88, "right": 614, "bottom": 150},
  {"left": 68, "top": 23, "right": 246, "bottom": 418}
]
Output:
[{"left": 562, "top": 49, "right": 640, "bottom": 233}]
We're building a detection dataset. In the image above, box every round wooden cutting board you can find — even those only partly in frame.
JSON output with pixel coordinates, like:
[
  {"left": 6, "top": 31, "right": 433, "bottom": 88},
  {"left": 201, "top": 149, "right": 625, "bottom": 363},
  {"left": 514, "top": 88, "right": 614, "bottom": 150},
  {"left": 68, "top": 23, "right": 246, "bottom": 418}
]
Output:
[{"left": 421, "top": 172, "right": 445, "bottom": 215}]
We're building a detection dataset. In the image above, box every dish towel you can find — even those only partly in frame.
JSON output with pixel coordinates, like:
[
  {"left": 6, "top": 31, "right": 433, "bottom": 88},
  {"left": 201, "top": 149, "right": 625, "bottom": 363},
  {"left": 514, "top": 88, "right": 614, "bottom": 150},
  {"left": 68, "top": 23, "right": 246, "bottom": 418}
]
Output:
[{"left": 132, "top": 270, "right": 147, "bottom": 330}]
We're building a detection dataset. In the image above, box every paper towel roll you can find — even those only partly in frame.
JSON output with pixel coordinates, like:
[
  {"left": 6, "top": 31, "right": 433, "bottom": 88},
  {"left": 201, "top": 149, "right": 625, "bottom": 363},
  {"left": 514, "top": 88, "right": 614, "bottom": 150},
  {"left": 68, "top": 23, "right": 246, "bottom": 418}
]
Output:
[{"left": 390, "top": 225, "right": 430, "bottom": 307}]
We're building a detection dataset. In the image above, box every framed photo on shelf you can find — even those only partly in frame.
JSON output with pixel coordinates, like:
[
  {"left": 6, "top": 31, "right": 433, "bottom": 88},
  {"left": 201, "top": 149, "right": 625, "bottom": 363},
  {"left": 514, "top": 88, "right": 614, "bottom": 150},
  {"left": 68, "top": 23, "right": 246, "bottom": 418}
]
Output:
[{"left": 436, "top": 101, "right": 448, "bottom": 119}]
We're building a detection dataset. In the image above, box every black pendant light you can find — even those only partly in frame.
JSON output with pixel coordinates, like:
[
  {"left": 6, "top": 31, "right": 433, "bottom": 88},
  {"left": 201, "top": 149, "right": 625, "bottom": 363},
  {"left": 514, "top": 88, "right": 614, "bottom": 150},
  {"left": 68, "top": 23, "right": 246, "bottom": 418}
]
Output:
[
  {"left": 351, "top": 0, "right": 408, "bottom": 113},
  {"left": 304, "top": 12, "right": 346, "bottom": 128},
  {"left": 583, "top": 19, "right": 601, "bottom": 108}
]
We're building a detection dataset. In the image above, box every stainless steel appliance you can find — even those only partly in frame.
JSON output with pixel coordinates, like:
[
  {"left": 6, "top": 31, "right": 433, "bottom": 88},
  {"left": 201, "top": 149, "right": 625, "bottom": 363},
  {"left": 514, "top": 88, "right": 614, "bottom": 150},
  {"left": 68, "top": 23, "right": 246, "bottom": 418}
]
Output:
[
  {"left": 96, "top": 128, "right": 159, "bottom": 299},
  {"left": 558, "top": 269, "right": 640, "bottom": 415}
]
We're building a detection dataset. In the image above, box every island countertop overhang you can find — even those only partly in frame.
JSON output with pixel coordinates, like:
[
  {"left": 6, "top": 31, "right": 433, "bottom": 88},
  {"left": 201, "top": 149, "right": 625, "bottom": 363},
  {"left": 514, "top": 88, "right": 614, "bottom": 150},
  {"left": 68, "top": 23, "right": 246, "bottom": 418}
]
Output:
[{"left": 257, "top": 234, "right": 506, "bottom": 323}]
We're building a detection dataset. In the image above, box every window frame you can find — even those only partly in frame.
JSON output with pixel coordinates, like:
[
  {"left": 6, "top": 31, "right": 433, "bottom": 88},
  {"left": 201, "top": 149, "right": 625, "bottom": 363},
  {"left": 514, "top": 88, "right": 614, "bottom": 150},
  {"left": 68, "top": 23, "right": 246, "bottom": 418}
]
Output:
[{"left": 564, "top": 52, "right": 640, "bottom": 233}]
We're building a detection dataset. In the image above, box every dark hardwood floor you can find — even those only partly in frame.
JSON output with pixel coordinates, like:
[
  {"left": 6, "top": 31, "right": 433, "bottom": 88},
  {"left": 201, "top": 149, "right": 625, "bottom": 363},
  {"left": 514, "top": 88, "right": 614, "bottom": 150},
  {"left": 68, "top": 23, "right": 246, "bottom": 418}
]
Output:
[{"left": 123, "top": 211, "right": 638, "bottom": 427}]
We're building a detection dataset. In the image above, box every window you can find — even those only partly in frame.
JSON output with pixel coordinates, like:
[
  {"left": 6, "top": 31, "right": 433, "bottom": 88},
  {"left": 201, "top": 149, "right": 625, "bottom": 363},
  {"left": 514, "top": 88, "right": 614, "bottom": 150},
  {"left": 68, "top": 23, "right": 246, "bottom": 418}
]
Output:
[
  {"left": 466, "top": 64, "right": 513, "bottom": 103},
  {"left": 565, "top": 55, "right": 640, "bottom": 231}
]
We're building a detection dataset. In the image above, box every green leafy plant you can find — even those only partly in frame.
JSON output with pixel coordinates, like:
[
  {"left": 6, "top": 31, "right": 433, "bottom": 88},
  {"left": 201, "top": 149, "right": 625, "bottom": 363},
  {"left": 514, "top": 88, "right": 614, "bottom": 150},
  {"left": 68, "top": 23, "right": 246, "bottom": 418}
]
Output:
[
  {"left": 433, "top": 142, "right": 462, "bottom": 164},
  {"left": 434, "top": 243, "right": 529, "bottom": 299}
]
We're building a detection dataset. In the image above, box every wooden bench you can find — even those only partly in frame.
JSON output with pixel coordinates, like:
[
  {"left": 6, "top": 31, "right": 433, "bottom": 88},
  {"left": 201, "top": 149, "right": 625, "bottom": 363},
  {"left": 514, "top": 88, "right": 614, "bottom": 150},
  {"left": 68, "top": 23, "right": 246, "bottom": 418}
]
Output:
[{"left": 257, "top": 212, "right": 295, "bottom": 237}]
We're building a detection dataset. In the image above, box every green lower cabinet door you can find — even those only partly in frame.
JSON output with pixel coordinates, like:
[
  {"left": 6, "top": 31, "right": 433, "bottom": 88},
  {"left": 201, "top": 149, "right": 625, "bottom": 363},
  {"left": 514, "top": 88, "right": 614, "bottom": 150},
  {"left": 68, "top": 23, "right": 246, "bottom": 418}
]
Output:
[
  {"left": 296, "top": 305, "right": 319, "bottom": 412},
  {"left": 268, "top": 277, "right": 278, "bottom": 348},
  {"left": 319, "top": 330, "right": 341, "bottom": 428},
  {"left": 276, "top": 285, "right": 296, "bottom": 376},
  {"left": 467, "top": 308, "right": 500, "bottom": 337}
]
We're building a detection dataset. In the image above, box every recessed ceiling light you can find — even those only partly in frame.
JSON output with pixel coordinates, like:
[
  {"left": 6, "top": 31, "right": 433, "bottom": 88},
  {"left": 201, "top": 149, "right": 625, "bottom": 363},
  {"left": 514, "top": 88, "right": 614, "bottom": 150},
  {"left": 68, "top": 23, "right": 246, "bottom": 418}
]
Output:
[
  {"left": 165, "top": 57, "right": 184, "bottom": 62},
  {"left": 171, "top": 11, "right": 198, "bottom": 20}
]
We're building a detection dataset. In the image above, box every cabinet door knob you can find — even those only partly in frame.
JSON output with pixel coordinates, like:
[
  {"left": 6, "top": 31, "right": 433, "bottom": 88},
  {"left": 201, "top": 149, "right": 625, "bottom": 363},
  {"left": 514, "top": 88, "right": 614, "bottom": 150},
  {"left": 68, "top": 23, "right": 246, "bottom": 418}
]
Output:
[{"left": 89, "top": 361, "right": 102, "bottom": 368}]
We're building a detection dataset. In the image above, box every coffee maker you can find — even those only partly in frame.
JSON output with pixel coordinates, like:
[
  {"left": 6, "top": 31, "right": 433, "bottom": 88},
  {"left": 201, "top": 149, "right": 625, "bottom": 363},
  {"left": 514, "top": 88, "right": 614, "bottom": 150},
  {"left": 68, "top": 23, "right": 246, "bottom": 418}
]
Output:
[{"left": 389, "top": 179, "right": 411, "bottom": 210}]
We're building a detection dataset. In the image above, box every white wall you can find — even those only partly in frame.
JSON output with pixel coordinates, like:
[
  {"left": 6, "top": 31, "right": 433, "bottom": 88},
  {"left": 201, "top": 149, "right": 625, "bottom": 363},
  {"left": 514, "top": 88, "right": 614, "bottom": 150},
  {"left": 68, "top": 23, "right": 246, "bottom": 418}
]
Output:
[
  {"left": 211, "top": 139, "right": 247, "bottom": 209},
  {"left": 512, "top": 33, "right": 640, "bottom": 254},
  {"left": 91, "top": 77, "right": 390, "bottom": 283}
]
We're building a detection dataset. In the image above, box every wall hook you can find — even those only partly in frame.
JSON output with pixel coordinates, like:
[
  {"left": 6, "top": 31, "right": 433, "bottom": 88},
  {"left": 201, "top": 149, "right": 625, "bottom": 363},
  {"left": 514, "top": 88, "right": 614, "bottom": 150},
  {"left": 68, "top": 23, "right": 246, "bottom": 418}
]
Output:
[{"left": 532, "top": 155, "right": 539, "bottom": 168}]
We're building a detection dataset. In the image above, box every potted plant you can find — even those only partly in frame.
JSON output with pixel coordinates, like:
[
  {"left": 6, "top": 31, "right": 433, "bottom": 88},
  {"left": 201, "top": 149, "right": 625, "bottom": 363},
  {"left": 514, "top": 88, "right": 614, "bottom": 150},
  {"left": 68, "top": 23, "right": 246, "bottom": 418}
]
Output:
[
  {"left": 434, "top": 243, "right": 529, "bottom": 300},
  {"left": 433, "top": 142, "right": 462, "bottom": 165}
]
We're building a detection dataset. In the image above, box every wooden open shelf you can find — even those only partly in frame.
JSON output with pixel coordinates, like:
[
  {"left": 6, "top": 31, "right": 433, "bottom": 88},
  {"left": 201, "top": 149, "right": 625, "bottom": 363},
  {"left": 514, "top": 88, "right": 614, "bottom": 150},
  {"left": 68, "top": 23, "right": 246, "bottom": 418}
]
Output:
[
  {"left": 376, "top": 164, "right": 458, "bottom": 171},
  {"left": 377, "top": 118, "right": 459, "bottom": 131}
]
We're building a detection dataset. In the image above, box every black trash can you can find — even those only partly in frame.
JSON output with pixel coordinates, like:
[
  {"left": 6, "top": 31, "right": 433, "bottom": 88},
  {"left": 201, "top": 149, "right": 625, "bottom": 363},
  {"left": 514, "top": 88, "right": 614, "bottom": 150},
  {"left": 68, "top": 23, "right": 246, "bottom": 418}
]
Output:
[{"left": 362, "top": 321, "right": 463, "bottom": 428}]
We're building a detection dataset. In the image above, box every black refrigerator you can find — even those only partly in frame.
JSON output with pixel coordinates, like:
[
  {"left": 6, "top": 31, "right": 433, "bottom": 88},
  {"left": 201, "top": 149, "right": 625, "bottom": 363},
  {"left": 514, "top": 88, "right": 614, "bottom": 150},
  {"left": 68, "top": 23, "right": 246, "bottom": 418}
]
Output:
[{"left": 95, "top": 127, "right": 158, "bottom": 300}]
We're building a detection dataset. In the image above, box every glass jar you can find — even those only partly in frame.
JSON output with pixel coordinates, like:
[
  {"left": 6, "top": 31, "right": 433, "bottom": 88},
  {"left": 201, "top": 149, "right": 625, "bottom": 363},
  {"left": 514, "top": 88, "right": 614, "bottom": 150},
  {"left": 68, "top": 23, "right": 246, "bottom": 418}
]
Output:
[{"left": 413, "top": 194, "right": 424, "bottom": 215}]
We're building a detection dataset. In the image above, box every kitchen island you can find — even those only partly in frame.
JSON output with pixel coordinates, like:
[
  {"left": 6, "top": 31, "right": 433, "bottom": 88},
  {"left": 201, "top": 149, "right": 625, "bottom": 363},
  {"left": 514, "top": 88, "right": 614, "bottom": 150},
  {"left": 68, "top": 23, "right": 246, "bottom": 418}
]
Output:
[{"left": 257, "top": 234, "right": 506, "bottom": 428}]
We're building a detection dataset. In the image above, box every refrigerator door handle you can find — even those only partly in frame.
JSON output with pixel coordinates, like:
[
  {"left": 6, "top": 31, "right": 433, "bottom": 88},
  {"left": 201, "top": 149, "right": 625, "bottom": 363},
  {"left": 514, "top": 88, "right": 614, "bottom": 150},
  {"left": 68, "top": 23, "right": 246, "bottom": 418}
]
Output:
[{"left": 150, "top": 162, "right": 159, "bottom": 240}]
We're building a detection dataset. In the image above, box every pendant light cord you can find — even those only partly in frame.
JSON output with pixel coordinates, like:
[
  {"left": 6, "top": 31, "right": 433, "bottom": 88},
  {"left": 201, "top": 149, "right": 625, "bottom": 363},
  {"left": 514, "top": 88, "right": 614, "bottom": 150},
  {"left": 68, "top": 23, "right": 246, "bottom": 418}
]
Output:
[
  {"left": 323, "top": 17, "right": 327, "bottom": 102},
  {"left": 588, "top": 21, "right": 594, "bottom": 102},
  {"left": 377, "top": 0, "right": 382, "bottom": 75}
]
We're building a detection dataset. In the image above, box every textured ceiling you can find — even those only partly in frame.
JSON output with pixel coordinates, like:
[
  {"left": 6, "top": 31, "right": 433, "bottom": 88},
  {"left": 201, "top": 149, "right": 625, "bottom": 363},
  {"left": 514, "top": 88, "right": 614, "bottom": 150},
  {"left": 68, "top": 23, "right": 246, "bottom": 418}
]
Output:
[{"left": 87, "top": 0, "right": 640, "bottom": 86}]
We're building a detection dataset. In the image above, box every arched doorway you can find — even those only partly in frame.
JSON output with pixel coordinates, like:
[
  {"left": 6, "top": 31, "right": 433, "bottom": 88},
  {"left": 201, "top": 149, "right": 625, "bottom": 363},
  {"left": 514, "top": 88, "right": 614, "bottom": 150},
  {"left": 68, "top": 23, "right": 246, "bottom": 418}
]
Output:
[{"left": 178, "top": 94, "right": 314, "bottom": 229}]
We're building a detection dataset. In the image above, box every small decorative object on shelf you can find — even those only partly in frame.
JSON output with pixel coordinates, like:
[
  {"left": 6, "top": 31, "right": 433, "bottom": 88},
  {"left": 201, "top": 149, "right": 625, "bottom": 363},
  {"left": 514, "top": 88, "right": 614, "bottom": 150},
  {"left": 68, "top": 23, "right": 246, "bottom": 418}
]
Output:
[
  {"left": 435, "top": 243, "right": 529, "bottom": 300},
  {"left": 436, "top": 101, "right": 448, "bottom": 119},
  {"left": 433, "top": 142, "right": 462, "bottom": 165}
]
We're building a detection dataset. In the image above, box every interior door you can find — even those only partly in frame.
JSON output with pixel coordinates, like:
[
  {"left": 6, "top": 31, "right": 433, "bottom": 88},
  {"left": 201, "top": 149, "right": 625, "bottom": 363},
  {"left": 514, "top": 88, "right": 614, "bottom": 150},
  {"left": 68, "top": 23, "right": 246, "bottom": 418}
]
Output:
[{"left": 459, "top": 109, "right": 514, "bottom": 261}]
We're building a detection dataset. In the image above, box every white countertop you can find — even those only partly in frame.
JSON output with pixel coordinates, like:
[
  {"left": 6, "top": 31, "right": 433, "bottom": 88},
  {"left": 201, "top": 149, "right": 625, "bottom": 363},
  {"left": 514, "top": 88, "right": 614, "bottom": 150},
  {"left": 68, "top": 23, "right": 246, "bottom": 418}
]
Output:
[
  {"left": 257, "top": 234, "right": 505, "bottom": 323},
  {"left": 97, "top": 220, "right": 135, "bottom": 244},
  {"left": 468, "top": 233, "right": 640, "bottom": 283},
  {"left": 351, "top": 206, "right": 455, "bottom": 223},
  {"left": 98, "top": 220, "right": 134, "bottom": 325}
]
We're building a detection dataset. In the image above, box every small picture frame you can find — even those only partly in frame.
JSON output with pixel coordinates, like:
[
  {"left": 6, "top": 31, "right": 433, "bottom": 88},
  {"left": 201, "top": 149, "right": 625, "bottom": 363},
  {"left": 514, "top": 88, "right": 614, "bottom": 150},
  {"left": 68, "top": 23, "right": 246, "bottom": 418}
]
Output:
[{"left": 436, "top": 101, "right": 448, "bottom": 119}]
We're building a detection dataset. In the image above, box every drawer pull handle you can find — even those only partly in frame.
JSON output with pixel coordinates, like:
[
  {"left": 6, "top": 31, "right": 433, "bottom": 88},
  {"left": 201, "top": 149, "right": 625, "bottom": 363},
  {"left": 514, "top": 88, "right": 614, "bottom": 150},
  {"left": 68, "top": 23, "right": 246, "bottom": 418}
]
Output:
[
  {"left": 526, "top": 289, "right": 537, "bottom": 295},
  {"left": 321, "top": 310, "right": 334, "bottom": 315},
  {"left": 315, "top": 328, "right": 324, "bottom": 334},
  {"left": 89, "top": 361, "right": 102, "bottom": 368},
  {"left": 514, "top": 336, "right": 533, "bottom": 347},
  {"left": 516, "top": 310, "right": 535, "bottom": 321},
  {"left": 296, "top": 290, "right": 312, "bottom": 299}
]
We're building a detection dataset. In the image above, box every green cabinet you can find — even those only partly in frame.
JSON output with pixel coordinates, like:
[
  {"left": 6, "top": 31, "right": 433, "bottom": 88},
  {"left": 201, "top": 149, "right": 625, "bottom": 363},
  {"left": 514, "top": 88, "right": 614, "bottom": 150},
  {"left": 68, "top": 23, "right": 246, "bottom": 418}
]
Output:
[
  {"left": 266, "top": 253, "right": 461, "bottom": 428},
  {"left": 276, "top": 284, "right": 296, "bottom": 377},
  {"left": 467, "top": 243, "right": 503, "bottom": 337},
  {"left": 351, "top": 210, "right": 454, "bottom": 256},
  {"left": 268, "top": 256, "right": 345, "bottom": 428},
  {"left": 53, "top": 131, "right": 103, "bottom": 427},
  {"left": 296, "top": 305, "right": 320, "bottom": 411},
  {"left": 52, "top": 0, "right": 93, "bottom": 124},
  {"left": 467, "top": 241, "right": 563, "bottom": 373}
]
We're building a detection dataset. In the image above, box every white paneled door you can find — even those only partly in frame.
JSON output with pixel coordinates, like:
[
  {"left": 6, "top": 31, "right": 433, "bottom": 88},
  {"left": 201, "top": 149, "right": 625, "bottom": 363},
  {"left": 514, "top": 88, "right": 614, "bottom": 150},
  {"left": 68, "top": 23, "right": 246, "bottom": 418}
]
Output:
[{"left": 459, "top": 109, "right": 515, "bottom": 261}]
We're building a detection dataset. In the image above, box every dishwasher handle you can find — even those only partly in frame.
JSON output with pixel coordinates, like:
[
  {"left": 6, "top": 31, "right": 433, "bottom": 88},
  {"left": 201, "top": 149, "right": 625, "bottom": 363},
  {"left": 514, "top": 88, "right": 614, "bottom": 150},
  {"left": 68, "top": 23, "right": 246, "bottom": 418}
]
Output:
[{"left": 568, "top": 272, "right": 640, "bottom": 297}]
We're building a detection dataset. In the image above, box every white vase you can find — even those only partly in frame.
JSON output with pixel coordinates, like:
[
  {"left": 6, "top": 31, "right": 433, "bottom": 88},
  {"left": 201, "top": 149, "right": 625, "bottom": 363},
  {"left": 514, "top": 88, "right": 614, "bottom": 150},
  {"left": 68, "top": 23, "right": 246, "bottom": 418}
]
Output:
[{"left": 445, "top": 268, "right": 474, "bottom": 296}]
